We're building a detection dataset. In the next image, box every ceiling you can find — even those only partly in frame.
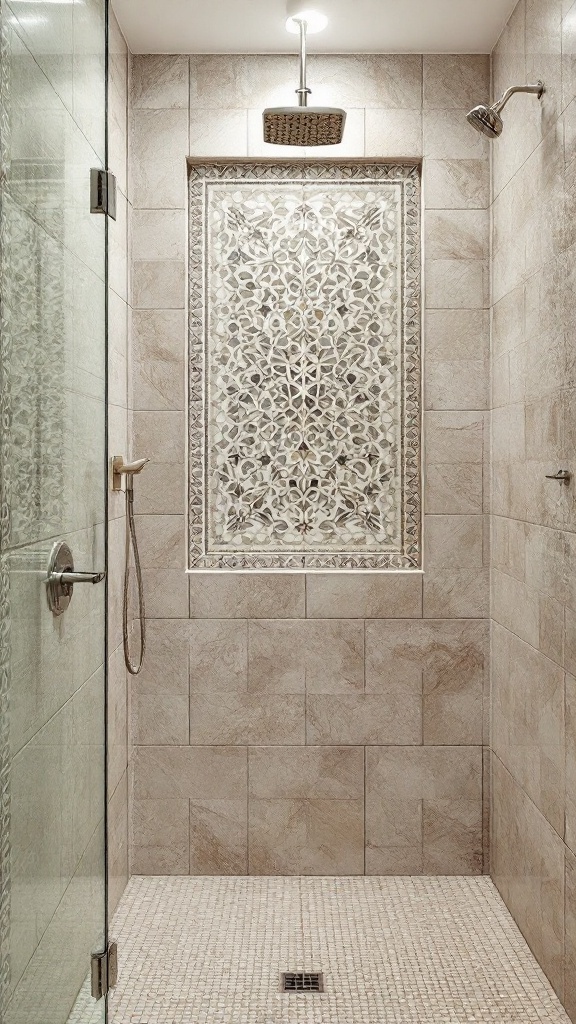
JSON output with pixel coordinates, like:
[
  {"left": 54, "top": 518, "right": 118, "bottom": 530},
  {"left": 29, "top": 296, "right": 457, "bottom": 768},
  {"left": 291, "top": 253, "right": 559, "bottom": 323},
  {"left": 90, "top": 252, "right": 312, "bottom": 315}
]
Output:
[{"left": 114, "top": 0, "right": 517, "bottom": 56}]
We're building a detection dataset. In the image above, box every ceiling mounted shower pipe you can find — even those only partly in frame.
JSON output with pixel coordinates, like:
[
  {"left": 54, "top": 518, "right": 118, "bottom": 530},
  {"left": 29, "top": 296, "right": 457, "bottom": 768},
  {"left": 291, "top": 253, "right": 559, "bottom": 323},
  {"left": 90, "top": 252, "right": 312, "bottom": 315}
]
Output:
[{"left": 285, "top": 0, "right": 329, "bottom": 33}]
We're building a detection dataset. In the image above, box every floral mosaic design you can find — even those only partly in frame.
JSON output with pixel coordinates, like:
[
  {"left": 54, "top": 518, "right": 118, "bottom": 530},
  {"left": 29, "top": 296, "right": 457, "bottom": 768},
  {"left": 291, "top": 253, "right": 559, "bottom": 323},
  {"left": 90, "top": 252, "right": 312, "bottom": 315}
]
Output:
[{"left": 188, "top": 163, "right": 421, "bottom": 570}]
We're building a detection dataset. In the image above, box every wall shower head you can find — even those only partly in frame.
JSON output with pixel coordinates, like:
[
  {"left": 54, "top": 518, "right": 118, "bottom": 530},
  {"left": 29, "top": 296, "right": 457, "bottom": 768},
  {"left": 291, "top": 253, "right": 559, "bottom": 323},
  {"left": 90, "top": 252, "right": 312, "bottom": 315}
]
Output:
[
  {"left": 263, "top": 18, "right": 346, "bottom": 147},
  {"left": 466, "top": 81, "right": 544, "bottom": 139},
  {"left": 466, "top": 103, "right": 503, "bottom": 138}
]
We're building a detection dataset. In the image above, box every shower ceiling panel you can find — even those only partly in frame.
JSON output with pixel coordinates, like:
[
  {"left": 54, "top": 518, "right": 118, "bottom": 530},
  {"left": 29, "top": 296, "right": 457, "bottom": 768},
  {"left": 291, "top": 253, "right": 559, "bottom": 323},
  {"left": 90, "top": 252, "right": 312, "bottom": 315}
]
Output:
[
  {"left": 114, "top": 0, "right": 517, "bottom": 54},
  {"left": 188, "top": 162, "right": 421, "bottom": 571}
]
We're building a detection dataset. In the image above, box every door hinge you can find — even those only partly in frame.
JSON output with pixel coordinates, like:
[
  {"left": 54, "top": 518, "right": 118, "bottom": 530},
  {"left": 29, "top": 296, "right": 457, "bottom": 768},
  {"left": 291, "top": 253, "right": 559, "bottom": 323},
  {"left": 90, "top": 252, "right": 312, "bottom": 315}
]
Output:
[
  {"left": 90, "top": 168, "right": 117, "bottom": 220},
  {"left": 91, "top": 941, "right": 118, "bottom": 1000}
]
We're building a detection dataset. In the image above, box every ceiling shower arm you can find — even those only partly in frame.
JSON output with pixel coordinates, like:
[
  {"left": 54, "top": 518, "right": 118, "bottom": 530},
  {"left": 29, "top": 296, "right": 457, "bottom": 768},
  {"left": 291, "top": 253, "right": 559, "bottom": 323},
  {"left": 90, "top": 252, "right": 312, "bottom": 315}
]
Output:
[
  {"left": 295, "top": 19, "right": 311, "bottom": 107},
  {"left": 493, "top": 81, "right": 544, "bottom": 114}
]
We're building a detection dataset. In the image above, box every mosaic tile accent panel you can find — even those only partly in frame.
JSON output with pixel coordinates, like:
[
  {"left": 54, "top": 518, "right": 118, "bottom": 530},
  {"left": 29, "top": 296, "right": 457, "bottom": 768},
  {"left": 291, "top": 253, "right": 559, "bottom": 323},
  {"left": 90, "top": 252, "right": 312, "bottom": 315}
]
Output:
[
  {"left": 108, "top": 875, "right": 571, "bottom": 1024},
  {"left": 188, "top": 163, "right": 421, "bottom": 570}
]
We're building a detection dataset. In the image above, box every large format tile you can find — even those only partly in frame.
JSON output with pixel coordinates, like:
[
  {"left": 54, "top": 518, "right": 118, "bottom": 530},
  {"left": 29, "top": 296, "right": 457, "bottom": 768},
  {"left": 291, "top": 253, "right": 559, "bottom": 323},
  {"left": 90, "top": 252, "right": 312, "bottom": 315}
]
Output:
[
  {"left": 189, "top": 573, "right": 305, "bottom": 618},
  {"left": 492, "top": 623, "right": 565, "bottom": 835},
  {"left": 132, "top": 798, "right": 189, "bottom": 874},
  {"left": 492, "top": 756, "right": 565, "bottom": 998},
  {"left": 247, "top": 619, "right": 364, "bottom": 693},
  {"left": 366, "top": 619, "right": 485, "bottom": 744},
  {"left": 248, "top": 746, "right": 364, "bottom": 799},
  {"left": 306, "top": 573, "right": 422, "bottom": 618},
  {"left": 189, "top": 693, "right": 305, "bottom": 744},
  {"left": 566, "top": 847, "right": 576, "bottom": 1021},
  {"left": 133, "top": 745, "right": 248, "bottom": 800},
  {"left": 365, "top": 746, "right": 482, "bottom": 875},
  {"left": 249, "top": 798, "right": 364, "bottom": 875},
  {"left": 131, "top": 54, "right": 190, "bottom": 109},
  {"left": 189, "top": 799, "right": 248, "bottom": 875},
  {"left": 306, "top": 693, "right": 421, "bottom": 745}
]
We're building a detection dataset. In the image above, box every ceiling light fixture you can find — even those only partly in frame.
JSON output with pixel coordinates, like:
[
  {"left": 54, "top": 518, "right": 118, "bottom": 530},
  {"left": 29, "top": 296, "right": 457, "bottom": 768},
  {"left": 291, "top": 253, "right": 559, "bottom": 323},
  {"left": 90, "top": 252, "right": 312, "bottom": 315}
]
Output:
[{"left": 285, "top": 0, "right": 328, "bottom": 34}]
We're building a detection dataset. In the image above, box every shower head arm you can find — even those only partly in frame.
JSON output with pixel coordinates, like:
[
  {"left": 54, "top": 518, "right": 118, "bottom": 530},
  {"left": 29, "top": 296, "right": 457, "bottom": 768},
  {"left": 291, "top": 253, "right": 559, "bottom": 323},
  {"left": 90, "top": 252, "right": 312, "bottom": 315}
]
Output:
[
  {"left": 295, "top": 19, "right": 311, "bottom": 107},
  {"left": 493, "top": 81, "right": 544, "bottom": 114}
]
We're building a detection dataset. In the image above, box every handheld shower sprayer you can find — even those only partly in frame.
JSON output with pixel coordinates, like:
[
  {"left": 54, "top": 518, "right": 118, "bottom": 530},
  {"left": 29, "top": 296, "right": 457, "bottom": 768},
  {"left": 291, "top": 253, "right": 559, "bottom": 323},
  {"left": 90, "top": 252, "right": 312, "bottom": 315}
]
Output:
[
  {"left": 466, "top": 81, "right": 545, "bottom": 138},
  {"left": 112, "top": 455, "right": 149, "bottom": 675}
]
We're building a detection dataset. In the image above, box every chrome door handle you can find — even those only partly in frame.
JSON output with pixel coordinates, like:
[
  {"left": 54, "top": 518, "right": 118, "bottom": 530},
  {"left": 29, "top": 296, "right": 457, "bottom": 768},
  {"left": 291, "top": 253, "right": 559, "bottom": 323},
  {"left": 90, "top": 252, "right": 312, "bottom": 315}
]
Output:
[
  {"left": 47, "top": 570, "right": 106, "bottom": 585},
  {"left": 45, "top": 540, "right": 106, "bottom": 616}
]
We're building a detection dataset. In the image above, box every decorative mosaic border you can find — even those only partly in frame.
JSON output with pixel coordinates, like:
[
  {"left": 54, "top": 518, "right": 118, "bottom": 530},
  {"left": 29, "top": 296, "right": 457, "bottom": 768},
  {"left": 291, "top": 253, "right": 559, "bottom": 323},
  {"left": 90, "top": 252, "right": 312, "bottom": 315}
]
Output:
[{"left": 188, "top": 162, "right": 422, "bottom": 571}]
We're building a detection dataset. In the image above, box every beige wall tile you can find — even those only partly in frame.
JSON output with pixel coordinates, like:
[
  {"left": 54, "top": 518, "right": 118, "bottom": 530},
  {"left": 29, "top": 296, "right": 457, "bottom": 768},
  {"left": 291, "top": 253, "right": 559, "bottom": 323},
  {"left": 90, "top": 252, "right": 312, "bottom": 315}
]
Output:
[
  {"left": 190, "top": 108, "right": 248, "bottom": 157},
  {"left": 132, "top": 209, "right": 186, "bottom": 261},
  {"left": 133, "top": 462, "right": 186, "bottom": 515},
  {"left": 189, "top": 574, "right": 305, "bottom": 618},
  {"left": 189, "top": 799, "right": 248, "bottom": 874},
  {"left": 423, "top": 159, "right": 489, "bottom": 209},
  {"left": 491, "top": 756, "right": 565, "bottom": 998},
  {"left": 306, "top": 693, "right": 421, "bottom": 746},
  {"left": 132, "top": 259, "right": 185, "bottom": 309},
  {"left": 423, "top": 55, "right": 490, "bottom": 110},
  {"left": 131, "top": 108, "right": 188, "bottom": 208},
  {"left": 249, "top": 798, "right": 364, "bottom": 875},
  {"left": 425, "top": 210, "right": 489, "bottom": 260},
  {"left": 423, "top": 110, "right": 489, "bottom": 159},
  {"left": 426, "top": 259, "right": 489, "bottom": 309},
  {"left": 189, "top": 693, "right": 305, "bottom": 744},
  {"left": 107, "top": 644, "right": 127, "bottom": 795},
  {"left": 136, "top": 619, "right": 190, "bottom": 695},
  {"left": 108, "top": 771, "right": 128, "bottom": 918},
  {"left": 247, "top": 619, "right": 364, "bottom": 694},
  {"left": 366, "top": 619, "right": 485, "bottom": 744},
  {"left": 309, "top": 54, "right": 423, "bottom": 109},
  {"left": 566, "top": 673, "right": 576, "bottom": 854},
  {"left": 132, "top": 798, "right": 189, "bottom": 874},
  {"left": 133, "top": 693, "right": 189, "bottom": 744},
  {"left": 189, "top": 619, "right": 248, "bottom": 691},
  {"left": 566, "top": 847, "right": 576, "bottom": 1021},
  {"left": 364, "top": 109, "right": 422, "bottom": 158},
  {"left": 423, "top": 567, "right": 489, "bottom": 618},
  {"left": 132, "top": 309, "right": 185, "bottom": 412},
  {"left": 425, "top": 360, "right": 489, "bottom": 411},
  {"left": 425, "top": 515, "right": 484, "bottom": 568},
  {"left": 133, "top": 514, "right": 184, "bottom": 569},
  {"left": 249, "top": 746, "right": 364, "bottom": 799},
  {"left": 142, "top": 568, "right": 189, "bottom": 618},
  {"left": 133, "top": 410, "right": 185, "bottom": 463},
  {"left": 134, "top": 745, "right": 247, "bottom": 800},
  {"left": 306, "top": 573, "right": 422, "bottom": 618},
  {"left": 132, "top": 54, "right": 190, "bottom": 109},
  {"left": 366, "top": 746, "right": 482, "bottom": 875},
  {"left": 426, "top": 308, "right": 489, "bottom": 361}
]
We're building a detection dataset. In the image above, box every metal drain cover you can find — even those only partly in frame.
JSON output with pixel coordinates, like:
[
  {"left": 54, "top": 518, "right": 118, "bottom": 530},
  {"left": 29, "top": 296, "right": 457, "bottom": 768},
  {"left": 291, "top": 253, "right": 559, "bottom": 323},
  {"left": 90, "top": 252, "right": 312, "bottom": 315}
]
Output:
[{"left": 281, "top": 972, "right": 324, "bottom": 993}]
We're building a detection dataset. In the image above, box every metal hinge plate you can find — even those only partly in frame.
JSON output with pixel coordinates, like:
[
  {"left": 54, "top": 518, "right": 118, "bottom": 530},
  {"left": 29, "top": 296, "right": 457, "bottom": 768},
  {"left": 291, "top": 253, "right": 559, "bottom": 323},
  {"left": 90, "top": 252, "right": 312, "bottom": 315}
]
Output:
[
  {"left": 90, "top": 168, "right": 117, "bottom": 220},
  {"left": 91, "top": 941, "right": 118, "bottom": 1000}
]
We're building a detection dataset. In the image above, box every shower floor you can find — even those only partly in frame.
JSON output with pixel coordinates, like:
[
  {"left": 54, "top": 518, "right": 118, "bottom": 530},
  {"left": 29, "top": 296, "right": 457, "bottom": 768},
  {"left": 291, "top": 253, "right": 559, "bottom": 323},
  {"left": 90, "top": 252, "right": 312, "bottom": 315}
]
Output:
[{"left": 105, "top": 875, "right": 570, "bottom": 1024}]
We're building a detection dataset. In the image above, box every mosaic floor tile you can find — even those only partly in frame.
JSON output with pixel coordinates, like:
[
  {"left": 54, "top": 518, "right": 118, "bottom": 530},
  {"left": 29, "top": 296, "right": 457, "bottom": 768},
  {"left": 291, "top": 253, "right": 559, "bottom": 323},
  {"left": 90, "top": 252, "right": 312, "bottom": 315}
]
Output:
[{"left": 103, "top": 875, "right": 570, "bottom": 1024}]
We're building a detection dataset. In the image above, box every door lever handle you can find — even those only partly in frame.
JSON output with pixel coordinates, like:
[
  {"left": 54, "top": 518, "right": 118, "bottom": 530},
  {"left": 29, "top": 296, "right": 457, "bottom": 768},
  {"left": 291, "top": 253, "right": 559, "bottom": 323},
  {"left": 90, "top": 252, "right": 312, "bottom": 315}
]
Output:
[
  {"left": 46, "top": 570, "right": 106, "bottom": 585},
  {"left": 545, "top": 469, "right": 571, "bottom": 482}
]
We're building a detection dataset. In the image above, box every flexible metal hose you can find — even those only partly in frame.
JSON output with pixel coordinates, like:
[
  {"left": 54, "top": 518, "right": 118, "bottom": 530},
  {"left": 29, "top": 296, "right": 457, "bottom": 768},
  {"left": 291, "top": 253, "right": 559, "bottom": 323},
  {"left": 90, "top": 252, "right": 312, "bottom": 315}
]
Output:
[{"left": 123, "top": 486, "right": 146, "bottom": 675}]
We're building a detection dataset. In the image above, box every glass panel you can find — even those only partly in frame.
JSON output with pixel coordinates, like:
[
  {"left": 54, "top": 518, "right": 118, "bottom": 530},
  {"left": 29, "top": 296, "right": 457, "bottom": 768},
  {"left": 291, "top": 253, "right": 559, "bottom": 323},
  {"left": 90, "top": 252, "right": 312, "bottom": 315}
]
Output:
[{"left": 0, "top": 0, "right": 108, "bottom": 1022}]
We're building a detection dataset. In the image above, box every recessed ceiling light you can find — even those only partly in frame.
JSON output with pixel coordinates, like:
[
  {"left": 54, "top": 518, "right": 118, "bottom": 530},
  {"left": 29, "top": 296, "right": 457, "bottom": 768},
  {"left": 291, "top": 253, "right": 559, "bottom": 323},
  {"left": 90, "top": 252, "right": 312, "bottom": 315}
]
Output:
[{"left": 285, "top": 0, "right": 328, "bottom": 34}]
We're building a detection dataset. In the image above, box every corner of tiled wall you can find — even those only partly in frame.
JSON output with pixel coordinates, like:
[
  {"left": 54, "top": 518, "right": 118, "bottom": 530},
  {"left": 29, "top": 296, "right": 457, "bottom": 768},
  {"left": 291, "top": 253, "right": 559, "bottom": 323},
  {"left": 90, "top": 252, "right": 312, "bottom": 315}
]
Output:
[
  {"left": 489, "top": 0, "right": 576, "bottom": 1017},
  {"left": 127, "top": 51, "right": 491, "bottom": 879},
  {"left": 107, "top": 4, "right": 131, "bottom": 919}
]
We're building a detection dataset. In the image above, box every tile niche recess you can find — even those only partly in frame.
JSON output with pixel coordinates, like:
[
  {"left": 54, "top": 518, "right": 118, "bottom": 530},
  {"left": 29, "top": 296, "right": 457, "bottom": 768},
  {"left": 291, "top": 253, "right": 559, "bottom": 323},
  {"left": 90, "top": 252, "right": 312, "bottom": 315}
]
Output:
[{"left": 188, "top": 161, "right": 422, "bottom": 571}]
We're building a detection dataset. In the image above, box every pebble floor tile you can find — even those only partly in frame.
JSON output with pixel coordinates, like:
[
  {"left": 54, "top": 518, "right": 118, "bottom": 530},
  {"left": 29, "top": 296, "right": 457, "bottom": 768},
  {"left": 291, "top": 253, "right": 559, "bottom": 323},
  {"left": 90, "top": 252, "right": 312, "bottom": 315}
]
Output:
[{"left": 76, "top": 875, "right": 571, "bottom": 1024}]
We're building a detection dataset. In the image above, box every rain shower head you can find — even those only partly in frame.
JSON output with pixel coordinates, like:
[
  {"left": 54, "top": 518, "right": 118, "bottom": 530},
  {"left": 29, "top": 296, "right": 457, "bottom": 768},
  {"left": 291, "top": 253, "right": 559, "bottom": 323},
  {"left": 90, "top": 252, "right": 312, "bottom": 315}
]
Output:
[
  {"left": 263, "top": 18, "right": 346, "bottom": 147},
  {"left": 466, "top": 81, "right": 544, "bottom": 139},
  {"left": 263, "top": 106, "right": 346, "bottom": 147}
]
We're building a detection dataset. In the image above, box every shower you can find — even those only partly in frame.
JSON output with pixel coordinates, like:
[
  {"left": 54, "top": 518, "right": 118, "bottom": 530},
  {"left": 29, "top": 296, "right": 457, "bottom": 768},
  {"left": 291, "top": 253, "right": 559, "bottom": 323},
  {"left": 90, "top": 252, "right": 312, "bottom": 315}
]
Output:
[
  {"left": 467, "top": 81, "right": 544, "bottom": 137},
  {"left": 262, "top": 16, "right": 346, "bottom": 146},
  {"left": 112, "top": 455, "right": 149, "bottom": 675}
]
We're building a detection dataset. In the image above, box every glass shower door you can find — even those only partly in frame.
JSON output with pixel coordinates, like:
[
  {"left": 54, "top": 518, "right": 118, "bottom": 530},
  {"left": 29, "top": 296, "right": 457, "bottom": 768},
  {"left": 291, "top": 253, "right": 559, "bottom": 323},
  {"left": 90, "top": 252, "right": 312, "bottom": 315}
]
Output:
[{"left": 0, "top": 0, "right": 108, "bottom": 1022}]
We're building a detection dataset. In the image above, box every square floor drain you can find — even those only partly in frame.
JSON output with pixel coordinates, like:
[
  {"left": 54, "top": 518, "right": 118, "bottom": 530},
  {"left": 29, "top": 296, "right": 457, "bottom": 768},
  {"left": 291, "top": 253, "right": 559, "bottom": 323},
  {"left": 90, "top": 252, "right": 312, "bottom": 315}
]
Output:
[{"left": 280, "top": 971, "right": 324, "bottom": 993}]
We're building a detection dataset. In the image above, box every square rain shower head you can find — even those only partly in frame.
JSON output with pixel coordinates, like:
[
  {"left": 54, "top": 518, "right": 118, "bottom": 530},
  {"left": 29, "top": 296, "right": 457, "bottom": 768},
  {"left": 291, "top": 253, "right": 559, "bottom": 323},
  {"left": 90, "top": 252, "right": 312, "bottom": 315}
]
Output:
[{"left": 263, "top": 107, "right": 347, "bottom": 147}]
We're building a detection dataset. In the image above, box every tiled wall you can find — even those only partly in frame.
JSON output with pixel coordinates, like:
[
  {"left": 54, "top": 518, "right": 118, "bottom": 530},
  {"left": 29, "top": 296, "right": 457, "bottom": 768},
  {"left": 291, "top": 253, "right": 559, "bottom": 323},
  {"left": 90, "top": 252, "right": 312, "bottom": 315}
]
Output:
[
  {"left": 107, "top": 9, "right": 131, "bottom": 917},
  {"left": 490, "top": 0, "right": 576, "bottom": 1018},
  {"left": 129, "top": 53, "right": 491, "bottom": 875}
]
